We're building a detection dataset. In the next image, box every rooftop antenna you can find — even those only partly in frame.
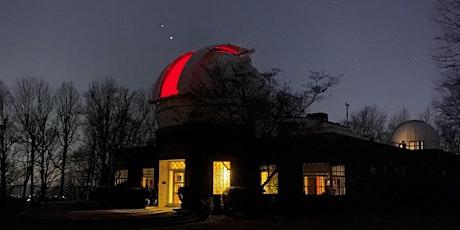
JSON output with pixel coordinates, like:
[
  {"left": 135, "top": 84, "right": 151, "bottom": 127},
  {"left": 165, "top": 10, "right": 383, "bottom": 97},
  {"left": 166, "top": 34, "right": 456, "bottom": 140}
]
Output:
[{"left": 345, "top": 101, "right": 350, "bottom": 125}]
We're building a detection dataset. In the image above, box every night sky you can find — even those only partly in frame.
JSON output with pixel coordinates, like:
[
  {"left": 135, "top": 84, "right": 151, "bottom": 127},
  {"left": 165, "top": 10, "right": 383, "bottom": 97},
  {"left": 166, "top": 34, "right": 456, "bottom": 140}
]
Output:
[{"left": 0, "top": 0, "right": 439, "bottom": 122}]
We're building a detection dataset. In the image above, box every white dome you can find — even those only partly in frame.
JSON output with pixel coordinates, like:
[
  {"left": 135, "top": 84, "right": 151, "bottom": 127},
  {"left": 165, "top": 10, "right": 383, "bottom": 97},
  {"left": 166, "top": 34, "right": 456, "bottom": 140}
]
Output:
[
  {"left": 391, "top": 120, "right": 440, "bottom": 150},
  {"left": 151, "top": 44, "right": 253, "bottom": 102},
  {"left": 150, "top": 44, "right": 254, "bottom": 129}
]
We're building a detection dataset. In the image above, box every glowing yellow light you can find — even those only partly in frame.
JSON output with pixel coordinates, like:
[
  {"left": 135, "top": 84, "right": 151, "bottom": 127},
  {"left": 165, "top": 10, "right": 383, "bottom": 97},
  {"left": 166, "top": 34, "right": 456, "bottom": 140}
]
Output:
[
  {"left": 260, "top": 164, "right": 278, "bottom": 194},
  {"left": 213, "top": 161, "right": 231, "bottom": 195}
]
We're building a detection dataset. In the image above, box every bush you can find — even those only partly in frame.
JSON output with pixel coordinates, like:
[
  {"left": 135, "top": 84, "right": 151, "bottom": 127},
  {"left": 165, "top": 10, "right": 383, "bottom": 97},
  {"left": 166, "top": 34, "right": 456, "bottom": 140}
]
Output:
[
  {"left": 89, "top": 186, "right": 109, "bottom": 201},
  {"left": 178, "top": 186, "right": 212, "bottom": 217},
  {"left": 109, "top": 187, "right": 150, "bottom": 209},
  {"left": 220, "top": 186, "right": 249, "bottom": 214}
]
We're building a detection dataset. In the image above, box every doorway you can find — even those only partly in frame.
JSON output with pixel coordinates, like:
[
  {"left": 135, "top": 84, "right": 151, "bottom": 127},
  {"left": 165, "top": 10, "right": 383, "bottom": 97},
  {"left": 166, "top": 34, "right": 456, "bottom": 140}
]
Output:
[{"left": 158, "top": 159, "right": 185, "bottom": 207}]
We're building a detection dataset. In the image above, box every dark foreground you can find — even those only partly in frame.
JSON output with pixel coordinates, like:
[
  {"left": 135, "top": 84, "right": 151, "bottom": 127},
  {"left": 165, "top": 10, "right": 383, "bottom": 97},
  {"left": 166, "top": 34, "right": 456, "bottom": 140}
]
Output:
[
  {"left": 2, "top": 203, "right": 460, "bottom": 230},
  {"left": 3, "top": 211, "right": 460, "bottom": 230},
  {"left": 158, "top": 212, "right": 460, "bottom": 230}
]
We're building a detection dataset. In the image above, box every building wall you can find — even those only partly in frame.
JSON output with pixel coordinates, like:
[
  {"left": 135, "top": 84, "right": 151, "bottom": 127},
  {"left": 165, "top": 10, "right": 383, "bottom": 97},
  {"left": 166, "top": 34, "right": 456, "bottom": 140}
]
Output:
[{"left": 116, "top": 123, "right": 460, "bottom": 211}]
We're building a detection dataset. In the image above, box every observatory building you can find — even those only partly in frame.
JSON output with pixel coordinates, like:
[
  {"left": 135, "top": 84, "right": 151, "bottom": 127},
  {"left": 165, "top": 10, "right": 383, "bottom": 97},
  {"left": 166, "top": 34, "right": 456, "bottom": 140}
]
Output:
[
  {"left": 115, "top": 44, "right": 460, "bottom": 213},
  {"left": 151, "top": 44, "right": 254, "bottom": 129},
  {"left": 391, "top": 120, "right": 441, "bottom": 150}
]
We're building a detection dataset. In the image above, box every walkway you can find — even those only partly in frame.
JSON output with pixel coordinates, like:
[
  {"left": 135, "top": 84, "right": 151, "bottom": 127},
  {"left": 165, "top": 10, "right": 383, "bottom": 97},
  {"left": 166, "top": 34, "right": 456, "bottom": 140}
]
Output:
[
  {"left": 4, "top": 206, "right": 203, "bottom": 230},
  {"left": 43, "top": 206, "right": 176, "bottom": 220}
]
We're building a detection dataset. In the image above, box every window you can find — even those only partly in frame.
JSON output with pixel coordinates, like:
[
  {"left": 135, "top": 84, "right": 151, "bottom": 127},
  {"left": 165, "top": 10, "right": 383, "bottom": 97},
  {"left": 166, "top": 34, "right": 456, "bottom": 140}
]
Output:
[
  {"left": 303, "top": 163, "right": 346, "bottom": 196},
  {"left": 260, "top": 164, "right": 278, "bottom": 194},
  {"left": 316, "top": 176, "right": 327, "bottom": 195},
  {"left": 303, "top": 163, "right": 329, "bottom": 195},
  {"left": 408, "top": 141, "right": 424, "bottom": 150},
  {"left": 115, "top": 169, "right": 128, "bottom": 186},
  {"left": 213, "top": 161, "right": 231, "bottom": 195},
  {"left": 304, "top": 177, "right": 309, "bottom": 195},
  {"left": 331, "top": 165, "right": 346, "bottom": 195},
  {"left": 170, "top": 161, "right": 186, "bottom": 169},
  {"left": 168, "top": 161, "right": 185, "bottom": 204},
  {"left": 142, "top": 168, "right": 155, "bottom": 189}
]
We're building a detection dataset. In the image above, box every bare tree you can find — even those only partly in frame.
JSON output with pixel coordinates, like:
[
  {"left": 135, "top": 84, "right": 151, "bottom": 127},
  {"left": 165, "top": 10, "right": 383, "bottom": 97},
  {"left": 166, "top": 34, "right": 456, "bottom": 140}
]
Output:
[
  {"left": 433, "top": 0, "right": 460, "bottom": 142},
  {"left": 34, "top": 80, "right": 57, "bottom": 200},
  {"left": 348, "top": 104, "right": 388, "bottom": 143},
  {"left": 12, "top": 78, "right": 40, "bottom": 198},
  {"left": 388, "top": 107, "right": 411, "bottom": 133},
  {"left": 433, "top": 0, "right": 460, "bottom": 74},
  {"left": 67, "top": 145, "right": 96, "bottom": 199},
  {"left": 185, "top": 59, "right": 341, "bottom": 197},
  {"left": 84, "top": 77, "right": 117, "bottom": 189},
  {"left": 419, "top": 105, "right": 460, "bottom": 154},
  {"left": 123, "top": 89, "right": 157, "bottom": 146},
  {"left": 0, "top": 81, "right": 18, "bottom": 204},
  {"left": 437, "top": 119, "right": 460, "bottom": 154},
  {"left": 418, "top": 106, "right": 438, "bottom": 126},
  {"left": 37, "top": 127, "right": 59, "bottom": 199},
  {"left": 12, "top": 77, "right": 57, "bottom": 199},
  {"left": 83, "top": 77, "right": 156, "bottom": 190},
  {"left": 54, "top": 81, "right": 81, "bottom": 198},
  {"left": 432, "top": 0, "right": 460, "bottom": 154},
  {"left": 190, "top": 59, "right": 341, "bottom": 137}
]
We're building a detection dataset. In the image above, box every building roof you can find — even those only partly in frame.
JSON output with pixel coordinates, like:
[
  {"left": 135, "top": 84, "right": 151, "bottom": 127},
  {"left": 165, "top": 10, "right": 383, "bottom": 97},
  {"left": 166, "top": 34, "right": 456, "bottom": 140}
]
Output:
[
  {"left": 391, "top": 120, "right": 440, "bottom": 149},
  {"left": 151, "top": 44, "right": 254, "bottom": 102}
]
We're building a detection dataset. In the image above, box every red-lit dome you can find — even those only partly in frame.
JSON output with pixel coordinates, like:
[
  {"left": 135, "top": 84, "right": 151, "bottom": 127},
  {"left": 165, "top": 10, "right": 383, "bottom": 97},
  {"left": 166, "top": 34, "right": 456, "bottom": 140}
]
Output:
[{"left": 151, "top": 44, "right": 254, "bottom": 102}]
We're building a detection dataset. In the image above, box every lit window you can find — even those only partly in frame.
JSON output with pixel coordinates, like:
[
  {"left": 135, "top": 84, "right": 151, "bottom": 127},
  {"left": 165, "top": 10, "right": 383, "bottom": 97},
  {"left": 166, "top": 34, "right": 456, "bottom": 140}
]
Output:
[
  {"left": 304, "top": 177, "right": 309, "bottom": 195},
  {"left": 332, "top": 165, "right": 346, "bottom": 195},
  {"left": 115, "top": 169, "right": 128, "bottom": 186},
  {"left": 408, "top": 141, "right": 424, "bottom": 150},
  {"left": 170, "top": 161, "right": 186, "bottom": 169},
  {"left": 260, "top": 164, "right": 278, "bottom": 194},
  {"left": 142, "top": 168, "right": 155, "bottom": 189},
  {"left": 304, "top": 176, "right": 327, "bottom": 195},
  {"left": 316, "top": 176, "right": 326, "bottom": 195},
  {"left": 213, "top": 161, "right": 231, "bottom": 195},
  {"left": 303, "top": 163, "right": 346, "bottom": 196},
  {"left": 168, "top": 161, "right": 185, "bottom": 204}
]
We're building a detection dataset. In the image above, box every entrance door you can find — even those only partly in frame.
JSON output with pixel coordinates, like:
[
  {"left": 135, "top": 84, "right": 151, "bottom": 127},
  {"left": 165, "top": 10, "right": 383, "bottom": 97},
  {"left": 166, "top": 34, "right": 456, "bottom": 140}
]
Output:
[
  {"left": 171, "top": 171, "right": 184, "bottom": 203},
  {"left": 168, "top": 161, "right": 185, "bottom": 205},
  {"left": 158, "top": 159, "right": 186, "bottom": 208}
]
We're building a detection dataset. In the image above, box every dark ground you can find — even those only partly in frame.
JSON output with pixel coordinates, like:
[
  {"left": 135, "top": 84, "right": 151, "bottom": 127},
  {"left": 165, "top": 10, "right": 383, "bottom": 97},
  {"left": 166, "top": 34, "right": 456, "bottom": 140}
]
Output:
[
  {"left": 157, "top": 212, "right": 460, "bottom": 230},
  {"left": 2, "top": 201, "right": 460, "bottom": 230}
]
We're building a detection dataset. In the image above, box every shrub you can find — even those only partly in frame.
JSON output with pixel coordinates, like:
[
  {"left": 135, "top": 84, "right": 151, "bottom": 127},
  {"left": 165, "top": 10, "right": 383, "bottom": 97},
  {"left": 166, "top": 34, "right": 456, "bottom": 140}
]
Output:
[{"left": 220, "top": 186, "right": 248, "bottom": 214}]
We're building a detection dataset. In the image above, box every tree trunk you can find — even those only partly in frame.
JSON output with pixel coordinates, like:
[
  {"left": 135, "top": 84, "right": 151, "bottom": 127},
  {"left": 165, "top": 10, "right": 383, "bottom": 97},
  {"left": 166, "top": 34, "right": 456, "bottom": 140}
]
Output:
[
  {"left": 59, "top": 142, "right": 68, "bottom": 197},
  {"left": 0, "top": 132, "right": 6, "bottom": 205},
  {"left": 30, "top": 140, "right": 35, "bottom": 198}
]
